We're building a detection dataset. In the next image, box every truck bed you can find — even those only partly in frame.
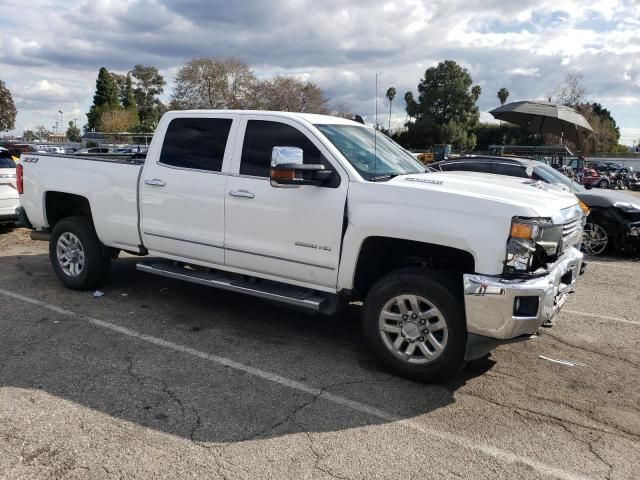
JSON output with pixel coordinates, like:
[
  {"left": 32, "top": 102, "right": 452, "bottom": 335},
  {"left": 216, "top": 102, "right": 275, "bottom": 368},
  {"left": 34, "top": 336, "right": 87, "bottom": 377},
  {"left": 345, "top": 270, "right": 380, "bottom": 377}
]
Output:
[
  {"left": 30, "top": 152, "right": 146, "bottom": 165},
  {"left": 20, "top": 152, "right": 144, "bottom": 252}
]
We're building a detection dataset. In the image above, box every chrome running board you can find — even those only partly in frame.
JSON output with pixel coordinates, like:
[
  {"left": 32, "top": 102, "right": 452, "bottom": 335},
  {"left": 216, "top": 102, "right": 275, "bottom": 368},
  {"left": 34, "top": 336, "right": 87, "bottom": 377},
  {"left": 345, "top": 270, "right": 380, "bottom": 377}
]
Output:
[{"left": 136, "top": 260, "right": 333, "bottom": 312}]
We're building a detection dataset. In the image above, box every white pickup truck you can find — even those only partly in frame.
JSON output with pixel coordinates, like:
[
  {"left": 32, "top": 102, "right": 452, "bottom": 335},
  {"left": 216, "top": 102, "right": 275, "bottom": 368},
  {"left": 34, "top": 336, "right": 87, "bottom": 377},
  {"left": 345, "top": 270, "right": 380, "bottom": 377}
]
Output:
[{"left": 17, "top": 110, "right": 586, "bottom": 381}]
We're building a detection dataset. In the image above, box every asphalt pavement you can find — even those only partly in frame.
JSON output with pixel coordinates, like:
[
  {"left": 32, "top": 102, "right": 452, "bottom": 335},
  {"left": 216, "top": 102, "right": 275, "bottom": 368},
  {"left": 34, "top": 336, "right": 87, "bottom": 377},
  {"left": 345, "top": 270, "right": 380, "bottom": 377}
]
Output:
[{"left": 0, "top": 227, "right": 639, "bottom": 479}]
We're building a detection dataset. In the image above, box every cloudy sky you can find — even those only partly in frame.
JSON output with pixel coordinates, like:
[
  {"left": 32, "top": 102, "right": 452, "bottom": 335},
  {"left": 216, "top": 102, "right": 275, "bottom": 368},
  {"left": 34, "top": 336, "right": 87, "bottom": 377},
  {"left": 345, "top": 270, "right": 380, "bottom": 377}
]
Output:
[{"left": 1, "top": 0, "right": 639, "bottom": 144}]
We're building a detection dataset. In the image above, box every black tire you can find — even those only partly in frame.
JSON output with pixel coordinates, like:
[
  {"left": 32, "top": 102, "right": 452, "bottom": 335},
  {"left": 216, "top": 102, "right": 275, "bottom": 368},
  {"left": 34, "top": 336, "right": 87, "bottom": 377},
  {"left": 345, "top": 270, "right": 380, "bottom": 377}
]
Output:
[
  {"left": 361, "top": 268, "right": 466, "bottom": 382},
  {"left": 49, "top": 216, "right": 111, "bottom": 290},
  {"left": 597, "top": 179, "right": 609, "bottom": 188}
]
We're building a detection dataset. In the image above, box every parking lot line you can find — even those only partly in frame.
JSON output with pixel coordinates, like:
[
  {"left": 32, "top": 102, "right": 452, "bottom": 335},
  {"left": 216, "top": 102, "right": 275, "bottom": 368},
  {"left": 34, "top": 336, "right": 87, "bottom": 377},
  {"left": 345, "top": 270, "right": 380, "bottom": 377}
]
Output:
[
  {"left": 0, "top": 286, "right": 594, "bottom": 480},
  {"left": 563, "top": 309, "right": 639, "bottom": 326}
]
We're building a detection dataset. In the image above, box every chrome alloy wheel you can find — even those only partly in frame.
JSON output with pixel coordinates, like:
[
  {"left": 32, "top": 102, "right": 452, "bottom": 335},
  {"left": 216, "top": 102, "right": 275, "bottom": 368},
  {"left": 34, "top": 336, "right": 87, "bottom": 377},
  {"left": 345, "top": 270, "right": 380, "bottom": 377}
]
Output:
[
  {"left": 582, "top": 223, "right": 608, "bottom": 256},
  {"left": 378, "top": 294, "right": 448, "bottom": 364},
  {"left": 56, "top": 232, "right": 85, "bottom": 277}
]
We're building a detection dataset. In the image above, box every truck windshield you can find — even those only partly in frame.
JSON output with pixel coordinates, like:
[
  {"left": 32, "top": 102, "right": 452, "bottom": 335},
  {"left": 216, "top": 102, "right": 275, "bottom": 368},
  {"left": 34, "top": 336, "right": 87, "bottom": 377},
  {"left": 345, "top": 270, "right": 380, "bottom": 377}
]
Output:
[{"left": 315, "top": 124, "right": 425, "bottom": 181}]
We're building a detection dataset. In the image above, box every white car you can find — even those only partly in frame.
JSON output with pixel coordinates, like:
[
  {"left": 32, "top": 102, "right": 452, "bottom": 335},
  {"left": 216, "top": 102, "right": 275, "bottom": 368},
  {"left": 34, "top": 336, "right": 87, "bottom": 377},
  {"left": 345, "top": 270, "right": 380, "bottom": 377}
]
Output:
[
  {"left": 0, "top": 148, "right": 19, "bottom": 226},
  {"left": 17, "top": 110, "right": 585, "bottom": 381}
]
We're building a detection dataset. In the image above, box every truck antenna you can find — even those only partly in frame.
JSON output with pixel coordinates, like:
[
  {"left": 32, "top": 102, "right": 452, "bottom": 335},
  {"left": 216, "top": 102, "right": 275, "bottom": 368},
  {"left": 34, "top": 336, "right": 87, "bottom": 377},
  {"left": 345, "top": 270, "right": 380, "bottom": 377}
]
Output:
[{"left": 374, "top": 72, "right": 378, "bottom": 177}]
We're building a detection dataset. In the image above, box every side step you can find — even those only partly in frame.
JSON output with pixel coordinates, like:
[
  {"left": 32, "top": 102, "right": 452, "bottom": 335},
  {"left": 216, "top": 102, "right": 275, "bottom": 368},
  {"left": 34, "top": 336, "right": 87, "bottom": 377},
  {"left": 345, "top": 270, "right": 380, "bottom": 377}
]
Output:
[{"left": 136, "top": 260, "right": 335, "bottom": 313}]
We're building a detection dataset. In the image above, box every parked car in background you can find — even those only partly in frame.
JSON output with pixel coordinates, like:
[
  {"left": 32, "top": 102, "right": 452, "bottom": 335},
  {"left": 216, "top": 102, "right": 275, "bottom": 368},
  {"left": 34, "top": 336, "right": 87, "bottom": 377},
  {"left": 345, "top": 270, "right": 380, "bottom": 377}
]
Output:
[
  {"left": 75, "top": 147, "right": 112, "bottom": 154},
  {"left": 604, "top": 162, "right": 632, "bottom": 173},
  {"left": 432, "top": 156, "right": 640, "bottom": 256},
  {"left": 586, "top": 161, "right": 610, "bottom": 173},
  {"left": 0, "top": 148, "right": 19, "bottom": 226},
  {"left": 17, "top": 110, "right": 586, "bottom": 381},
  {"left": 580, "top": 168, "right": 609, "bottom": 189}
]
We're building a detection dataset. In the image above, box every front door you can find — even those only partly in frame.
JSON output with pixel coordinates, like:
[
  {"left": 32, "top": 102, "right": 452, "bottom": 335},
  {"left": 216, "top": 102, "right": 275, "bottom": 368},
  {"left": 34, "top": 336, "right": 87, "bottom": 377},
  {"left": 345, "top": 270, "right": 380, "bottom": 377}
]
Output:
[
  {"left": 140, "top": 114, "right": 237, "bottom": 266},
  {"left": 224, "top": 117, "right": 348, "bottom": 289}
]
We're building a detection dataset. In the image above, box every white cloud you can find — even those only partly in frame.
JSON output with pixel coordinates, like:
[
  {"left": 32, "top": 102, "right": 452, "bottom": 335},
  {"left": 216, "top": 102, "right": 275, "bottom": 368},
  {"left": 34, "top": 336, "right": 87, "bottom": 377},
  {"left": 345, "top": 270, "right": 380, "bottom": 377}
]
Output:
[
  {"left": 507, "top": 68, "right": 540, "bottom": 77},
  {"left": 0, "top": 0, "right": 638, "bottom": 144}
]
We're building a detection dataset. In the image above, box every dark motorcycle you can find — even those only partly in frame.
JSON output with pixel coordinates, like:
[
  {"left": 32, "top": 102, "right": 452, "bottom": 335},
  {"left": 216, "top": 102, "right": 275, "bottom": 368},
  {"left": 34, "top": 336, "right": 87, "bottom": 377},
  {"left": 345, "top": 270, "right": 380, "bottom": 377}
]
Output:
[{"left": 605, "top": 168, "right": 628, "bottom": 190}]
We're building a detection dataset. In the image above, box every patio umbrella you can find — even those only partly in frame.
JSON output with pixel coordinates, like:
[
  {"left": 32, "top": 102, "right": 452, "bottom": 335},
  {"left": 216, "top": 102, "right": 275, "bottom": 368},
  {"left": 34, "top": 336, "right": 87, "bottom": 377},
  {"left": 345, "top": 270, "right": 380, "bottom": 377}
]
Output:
[{"left": 489, "top": 101, "right": 593, "bottom": 146}]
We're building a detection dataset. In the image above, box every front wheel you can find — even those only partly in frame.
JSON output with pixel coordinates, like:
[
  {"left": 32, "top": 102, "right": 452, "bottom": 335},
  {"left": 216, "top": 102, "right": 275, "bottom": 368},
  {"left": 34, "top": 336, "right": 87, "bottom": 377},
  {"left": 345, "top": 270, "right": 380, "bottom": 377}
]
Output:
[
  {"left": 362, "top": 268, "right": 466, "bottom": 382},
  {"left": 597, "top": 179, "right": 609, "bottom": 188},
  {"left": 49, "top": 216, "right": 112, "bottom": 290},
  {"left": 582, "top": 222, "right": 609, "bottom": 256}
]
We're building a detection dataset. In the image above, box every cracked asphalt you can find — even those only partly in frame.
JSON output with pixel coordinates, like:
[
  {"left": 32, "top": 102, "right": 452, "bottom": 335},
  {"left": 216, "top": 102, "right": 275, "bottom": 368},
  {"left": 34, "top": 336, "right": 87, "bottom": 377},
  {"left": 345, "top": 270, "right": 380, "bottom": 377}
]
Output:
[{"left": 1, "top": 226, "right": 639, "bottom": 479}]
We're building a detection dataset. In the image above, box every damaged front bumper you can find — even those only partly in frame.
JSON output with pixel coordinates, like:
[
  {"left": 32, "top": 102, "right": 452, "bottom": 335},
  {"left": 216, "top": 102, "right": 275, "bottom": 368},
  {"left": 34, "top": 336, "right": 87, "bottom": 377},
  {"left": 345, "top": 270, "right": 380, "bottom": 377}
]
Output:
[{"left": 462, "top": 247, "right": 584, "bottom": 360}]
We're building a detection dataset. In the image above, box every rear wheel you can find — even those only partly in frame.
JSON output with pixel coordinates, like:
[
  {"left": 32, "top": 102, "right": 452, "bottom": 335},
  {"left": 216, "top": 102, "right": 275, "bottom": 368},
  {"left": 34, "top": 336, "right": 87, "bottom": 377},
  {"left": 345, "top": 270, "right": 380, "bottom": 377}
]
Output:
[
  {"left": 49, "top": 216, "right": 111, "bottom": 290},
  {"left": 597, "top": 179, "right": 609, "bottom": 188},
  {"left": 362, "top": 268, "right": 466, "bottom": 382}
]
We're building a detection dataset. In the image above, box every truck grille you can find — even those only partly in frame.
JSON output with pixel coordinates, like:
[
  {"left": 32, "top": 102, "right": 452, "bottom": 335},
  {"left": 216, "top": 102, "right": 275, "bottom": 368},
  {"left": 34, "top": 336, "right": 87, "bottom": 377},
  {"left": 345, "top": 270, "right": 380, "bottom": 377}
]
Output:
[{"left": 562, "top": 218, "right": 583, "bottom": 251}]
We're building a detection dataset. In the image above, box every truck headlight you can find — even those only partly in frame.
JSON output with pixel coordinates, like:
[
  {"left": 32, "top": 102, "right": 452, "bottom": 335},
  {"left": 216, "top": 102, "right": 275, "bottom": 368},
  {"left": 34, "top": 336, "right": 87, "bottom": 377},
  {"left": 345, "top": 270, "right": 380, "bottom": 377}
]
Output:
[{"left": 505, "top": 217, "right": 561, "bottom": 273}]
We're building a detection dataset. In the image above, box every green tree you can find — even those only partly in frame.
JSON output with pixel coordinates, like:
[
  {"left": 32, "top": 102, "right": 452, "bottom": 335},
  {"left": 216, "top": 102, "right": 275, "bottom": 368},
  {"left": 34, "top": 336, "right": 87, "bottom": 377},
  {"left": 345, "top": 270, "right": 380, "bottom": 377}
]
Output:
[
  {"left": 497, "top": 87, "right": 510, "bottom": 106},
  {"left": 131, "top": 64, "right": 166, "bottom": 130},
  {"left": 87, "top": 67, "right": 120, "bottom": 131},
  {"left": 22, "top": 130, "right": 36, "bottom": 141},
  {"left": 577, "top": 102, "right": 621, "bottom": 153},
  {"left": 386, "top": 86, "right": 396, "bottom": 131},
  {"left": 34, "top": 125, "right": 50, "bottom": 141},
  {"left": 122, "top": 73, "right": 136, "bottom": 109},
  {"left": 66, "top": 121, "right": 81, "bottom": 142},
  {"left": 110, "top": 72, "right": 126, "bottom": 102},
  {"left": 403, "top": 60, "right": 482, "bottom": 149},
  {"left": 404, "top": 91, "right": 416, "bottom": 120},
  {"left": 0, "top": 79, "right": 17, "bottom": 132}
]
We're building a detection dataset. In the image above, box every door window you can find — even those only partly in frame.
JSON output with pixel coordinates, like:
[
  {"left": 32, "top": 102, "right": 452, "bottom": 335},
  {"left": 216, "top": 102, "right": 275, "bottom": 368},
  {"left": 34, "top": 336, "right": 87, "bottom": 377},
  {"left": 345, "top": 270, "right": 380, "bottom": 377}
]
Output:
[
  {"left": 159, "top": 117, "right": 232, "bottom": 172},
  {"left": 240, "top": 120, "right": 328, "bottom": 178}
]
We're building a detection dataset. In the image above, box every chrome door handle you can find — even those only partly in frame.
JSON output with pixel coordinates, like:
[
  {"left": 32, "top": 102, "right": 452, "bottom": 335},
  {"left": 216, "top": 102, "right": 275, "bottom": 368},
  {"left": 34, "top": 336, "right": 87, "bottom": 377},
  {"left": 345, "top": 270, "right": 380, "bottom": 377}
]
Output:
[
  {"left": 229, "top": 190, "right": 255, "bottom": 199},
  {"left": 145, "top": 178, "right": 166, "bottom": 187}
]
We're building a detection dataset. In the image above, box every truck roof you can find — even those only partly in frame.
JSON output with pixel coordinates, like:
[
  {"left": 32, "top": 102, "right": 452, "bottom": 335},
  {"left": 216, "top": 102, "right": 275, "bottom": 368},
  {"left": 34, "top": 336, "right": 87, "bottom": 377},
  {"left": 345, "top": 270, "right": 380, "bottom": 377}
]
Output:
[{"left": 165, "top": 110, "right": 361, "bottom": 126}]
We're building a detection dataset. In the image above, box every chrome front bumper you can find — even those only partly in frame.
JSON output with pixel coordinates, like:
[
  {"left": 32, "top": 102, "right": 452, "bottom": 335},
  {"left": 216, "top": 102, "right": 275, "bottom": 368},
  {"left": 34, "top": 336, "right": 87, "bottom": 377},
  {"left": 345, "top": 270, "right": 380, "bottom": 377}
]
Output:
[{"left": 462, "top": 247, "right": 584, "bottom": 340}]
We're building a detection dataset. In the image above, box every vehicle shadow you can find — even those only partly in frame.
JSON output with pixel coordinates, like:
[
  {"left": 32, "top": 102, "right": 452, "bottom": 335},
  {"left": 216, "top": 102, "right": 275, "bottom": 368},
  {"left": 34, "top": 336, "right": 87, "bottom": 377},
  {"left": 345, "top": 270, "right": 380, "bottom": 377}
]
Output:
[
  {"left": 0, "top": 253, "right": 495, "bottom": 444},
  {"left": 0, "top": 223, "right": 15, "bottom": 235}
]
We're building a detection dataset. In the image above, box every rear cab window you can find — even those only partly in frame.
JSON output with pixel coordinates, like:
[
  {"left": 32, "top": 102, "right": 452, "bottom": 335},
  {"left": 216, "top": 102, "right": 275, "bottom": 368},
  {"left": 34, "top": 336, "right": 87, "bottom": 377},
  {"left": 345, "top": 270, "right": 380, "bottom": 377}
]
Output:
[
  {"left": 493, "top": 163, "right": 529, "bottom": 178},
  {"left": 159, "top": 117, "right": 233, "bottom": 172},
  {"left": 438, "top": 161, "right": 491, "bottom": 173}
]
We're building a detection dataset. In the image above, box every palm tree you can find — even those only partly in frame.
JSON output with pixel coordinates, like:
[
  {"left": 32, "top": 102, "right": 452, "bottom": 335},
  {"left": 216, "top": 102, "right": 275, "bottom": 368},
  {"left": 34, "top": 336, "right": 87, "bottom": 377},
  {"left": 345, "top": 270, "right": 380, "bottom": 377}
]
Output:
[
  {"left": 497, "top": 87, "right": 510, "bottom": 106},
  {"left": 386, "top": 86, "right": 396, "bottom": 131}
]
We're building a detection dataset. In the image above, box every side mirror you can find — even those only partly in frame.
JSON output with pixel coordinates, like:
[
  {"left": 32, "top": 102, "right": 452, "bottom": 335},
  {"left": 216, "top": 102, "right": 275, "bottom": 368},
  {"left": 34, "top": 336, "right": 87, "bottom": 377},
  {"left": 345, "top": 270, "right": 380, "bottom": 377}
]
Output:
[{"left": 270, "top": 146, "right": 332, "bottom": 187}]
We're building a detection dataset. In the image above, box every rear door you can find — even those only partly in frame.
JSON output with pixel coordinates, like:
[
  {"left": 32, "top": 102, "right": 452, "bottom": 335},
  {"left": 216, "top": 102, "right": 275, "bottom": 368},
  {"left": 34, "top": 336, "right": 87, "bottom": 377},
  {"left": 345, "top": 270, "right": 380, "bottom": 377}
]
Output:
[
  {"left": 140, "top": 114, "right": 237, "bottom": 266},
  {"left": 224, "top": 117, "right": 348, "bottom": 289}
]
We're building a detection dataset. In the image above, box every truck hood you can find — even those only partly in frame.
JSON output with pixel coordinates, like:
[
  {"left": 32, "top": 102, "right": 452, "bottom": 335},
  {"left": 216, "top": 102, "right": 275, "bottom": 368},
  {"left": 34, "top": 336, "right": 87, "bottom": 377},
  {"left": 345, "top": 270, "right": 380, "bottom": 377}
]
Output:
[{"left": 388, "top": 171, "right": 579, "bottom": 216}]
